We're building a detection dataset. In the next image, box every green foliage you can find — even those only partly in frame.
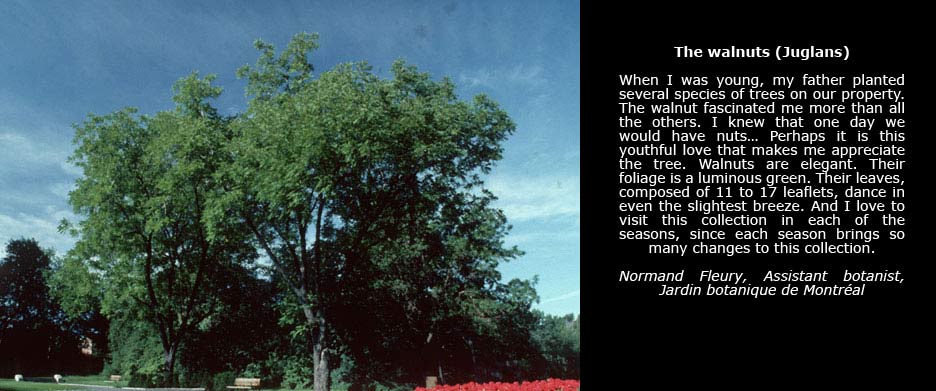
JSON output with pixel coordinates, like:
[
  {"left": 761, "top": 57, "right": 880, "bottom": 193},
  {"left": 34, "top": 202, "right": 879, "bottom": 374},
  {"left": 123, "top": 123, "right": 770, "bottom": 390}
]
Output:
[
  {"left": 242, "top": 354, "right": 286, "bottom": 387},
  {"left": 174, "top": 367, "right": 209, "bottom": 389},
  {"left": 100, "top": 362, "right": 119, "bottom": 377},
  {"left": 531, "top": 313, "right": 580, "bottom": 379},
  {"left": 127, "top": 373, "right": 162, "bottom": 389},
  {"left": 236, "top": 32, "right": 319, "bottom": 99},
  {"left": 48, "top": 254, "right": 101, "bottom": 320},
  {"left": 172, "top": 72, "right": 223, "bottom": 119},
  {"left": 369, "top": 382, "right": 416, "bottom": 391},
  {"left": 106, "top": 314, "right": 164, "bottom": 382},
  {"left": 208, "top": 371, "right": 236, "bottom": 391},
  {"left": 281, "top": 356, "right": 315, "bottom": 390},
  {"left": 329, "top": 355, "right": 353, "bottom": 391},
  {"left": 240, "top": 352, "right": 326, "bottom": 390}
]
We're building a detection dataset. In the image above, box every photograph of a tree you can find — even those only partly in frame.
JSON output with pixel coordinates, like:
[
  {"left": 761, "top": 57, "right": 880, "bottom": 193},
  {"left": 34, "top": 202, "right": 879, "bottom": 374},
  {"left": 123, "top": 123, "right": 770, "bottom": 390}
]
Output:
[{"left": 50, "top": 33, "right": 579, "bottom": 390}]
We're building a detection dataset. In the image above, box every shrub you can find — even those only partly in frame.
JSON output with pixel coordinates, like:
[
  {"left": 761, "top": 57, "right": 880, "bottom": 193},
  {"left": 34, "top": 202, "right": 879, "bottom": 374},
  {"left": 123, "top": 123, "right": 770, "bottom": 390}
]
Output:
[
  {"left": 128, "top": 372, "right": 159, "bottom": 388},
  {"left": 281, "top": 357, "right": 315, "bottom": 389},
  {"left": 100, "top": 362, "right": 117, "bottom": 377},
  {"left": 210, "top": 371, "right": 238, "bottom": 391},
  {"left": 371, "top": 382, "right": 416, "bottom": 391},
  {"left": 243, "top": 354, "right": 287, "bottom": 387},
  {"left": 178, "top": 369, "right": 212, "bottom": 389}
]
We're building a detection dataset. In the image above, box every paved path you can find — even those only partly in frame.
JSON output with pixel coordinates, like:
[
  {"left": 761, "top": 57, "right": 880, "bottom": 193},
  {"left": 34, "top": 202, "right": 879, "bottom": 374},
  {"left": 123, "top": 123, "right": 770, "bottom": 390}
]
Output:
[{"left": 58, "top": 384, "right": 203, "bottom": 391}]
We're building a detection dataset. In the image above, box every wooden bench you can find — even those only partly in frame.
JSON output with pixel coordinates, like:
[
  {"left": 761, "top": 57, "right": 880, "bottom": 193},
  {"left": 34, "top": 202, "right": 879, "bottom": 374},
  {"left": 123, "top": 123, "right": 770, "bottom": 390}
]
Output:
[
  {"left": 227, "top": 378, "right": 261, "bottom": 390},
  {"left": 109, "top": 375, "right": 122, "bottom": 382}
]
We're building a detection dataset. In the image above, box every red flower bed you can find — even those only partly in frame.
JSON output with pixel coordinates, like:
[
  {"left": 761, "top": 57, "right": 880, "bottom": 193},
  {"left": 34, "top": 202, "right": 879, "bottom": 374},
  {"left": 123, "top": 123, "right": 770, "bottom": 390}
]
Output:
[{"left": 414, "top": 379, "right": 580, "bottom": 391}]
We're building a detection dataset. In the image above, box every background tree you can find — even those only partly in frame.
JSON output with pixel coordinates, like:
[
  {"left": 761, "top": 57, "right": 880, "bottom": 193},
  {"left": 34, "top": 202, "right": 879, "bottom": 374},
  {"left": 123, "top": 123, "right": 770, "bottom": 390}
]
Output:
[
  {"left": 531, "top": 312, "right": 580, "bottom": 379},
  {"left": 1, "top": 238, "right": 93, "bottom": 377},
  {"left": 1, "top": 238, "right": 57, "bottom": 376}
]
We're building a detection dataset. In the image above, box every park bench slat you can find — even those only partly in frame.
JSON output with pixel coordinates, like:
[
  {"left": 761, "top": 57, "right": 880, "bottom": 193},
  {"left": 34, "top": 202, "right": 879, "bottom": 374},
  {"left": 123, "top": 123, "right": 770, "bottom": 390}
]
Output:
[{"left": 227, "top": 378, "right": 261, "bottom": 389}]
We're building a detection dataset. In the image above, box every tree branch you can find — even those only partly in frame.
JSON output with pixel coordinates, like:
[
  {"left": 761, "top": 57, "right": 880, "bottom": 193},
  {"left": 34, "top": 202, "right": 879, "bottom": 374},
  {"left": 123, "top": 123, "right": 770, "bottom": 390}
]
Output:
[
  {"left": 244, "top": 211, "right": 308, "bottom": 307},
  {"left": 144, "top": 240, "right": 172, "bottom": 353},
  {"left": 312, "top": 195, "right": 325, "bottom": 296}
]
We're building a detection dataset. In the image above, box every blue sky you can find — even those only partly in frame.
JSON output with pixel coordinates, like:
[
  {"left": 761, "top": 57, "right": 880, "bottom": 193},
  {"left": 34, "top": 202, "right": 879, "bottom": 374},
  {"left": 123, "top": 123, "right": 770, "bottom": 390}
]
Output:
[{"left": 0, "top": 0, "right": 580, "bottom": 315}]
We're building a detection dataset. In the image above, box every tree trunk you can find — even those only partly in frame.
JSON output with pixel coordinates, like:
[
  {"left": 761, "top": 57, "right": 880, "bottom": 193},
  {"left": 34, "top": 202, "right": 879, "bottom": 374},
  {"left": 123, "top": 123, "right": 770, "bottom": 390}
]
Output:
[
  {"left": 164, "top": 347, "right": 176, "bottom": 386},
  {"left": 466, "top": 336, "right": 478, "bottom": 379},
  {"left": 312, "top": 334, "right": 330, "bottom": 391},
  {"left": 302, "top": 305, "right": 330, "bottom": 391},
  {"left": 437, "top": 362, "right": 444, "bottom": 385}
]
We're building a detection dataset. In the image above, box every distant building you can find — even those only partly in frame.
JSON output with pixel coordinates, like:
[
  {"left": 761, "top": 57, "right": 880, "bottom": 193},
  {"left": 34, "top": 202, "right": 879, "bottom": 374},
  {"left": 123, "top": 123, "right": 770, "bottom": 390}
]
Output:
[{"left": 80, "top": 337, "right": 94, "bottom": 357}]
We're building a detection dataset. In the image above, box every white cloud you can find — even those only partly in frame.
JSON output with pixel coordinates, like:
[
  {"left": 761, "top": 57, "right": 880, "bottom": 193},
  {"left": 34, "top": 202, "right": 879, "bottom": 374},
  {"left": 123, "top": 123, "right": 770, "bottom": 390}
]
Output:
[
  {"left": 540, "top": 289, "right": 580, "bottom": 305},
  {"left": 0, "top": 131, "right": 71, "bottom": 167},
  {"left": 0, "top": 116, "right": 78, "bottom": 257},
  {"left": 487, "top": 174, "right": 579, "bottom": 223},
  {"left": 60, "top": 161, "right": 83, "bottom": 177},
  {"left": 0, "top": 210, "right": 77, "bottom": 258},
  {"left": 506, "top": 230, "right": 578, "bottom": 247},
  {"left": 49, "top": 182, "right": 75, "bottom": 198},
  {"left": 458, "top": 64, "right": 547, "bottom": 89},
  {"left": 0, "top": 132, "right": 28, "bottom": 143}
]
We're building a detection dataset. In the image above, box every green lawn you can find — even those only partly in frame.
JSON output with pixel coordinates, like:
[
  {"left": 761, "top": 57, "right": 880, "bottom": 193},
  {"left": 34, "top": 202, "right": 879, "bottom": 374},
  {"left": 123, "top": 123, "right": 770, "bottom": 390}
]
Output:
[
  {"left": 56, "top": 376, "right": 126, "bottom": 388},
  {"left": 0, "top": 380, "right": 86, "bottom": 391}
]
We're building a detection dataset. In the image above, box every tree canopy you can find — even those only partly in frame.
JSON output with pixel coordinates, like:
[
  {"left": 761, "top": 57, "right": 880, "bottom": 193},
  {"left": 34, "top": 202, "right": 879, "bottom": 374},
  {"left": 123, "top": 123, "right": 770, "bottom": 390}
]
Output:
[
  {"left": 1, "top": 239, "right": 55, "bottom": 335},
  {"left": 64, "top": 72, "right": 254, "bottom": 383}
]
